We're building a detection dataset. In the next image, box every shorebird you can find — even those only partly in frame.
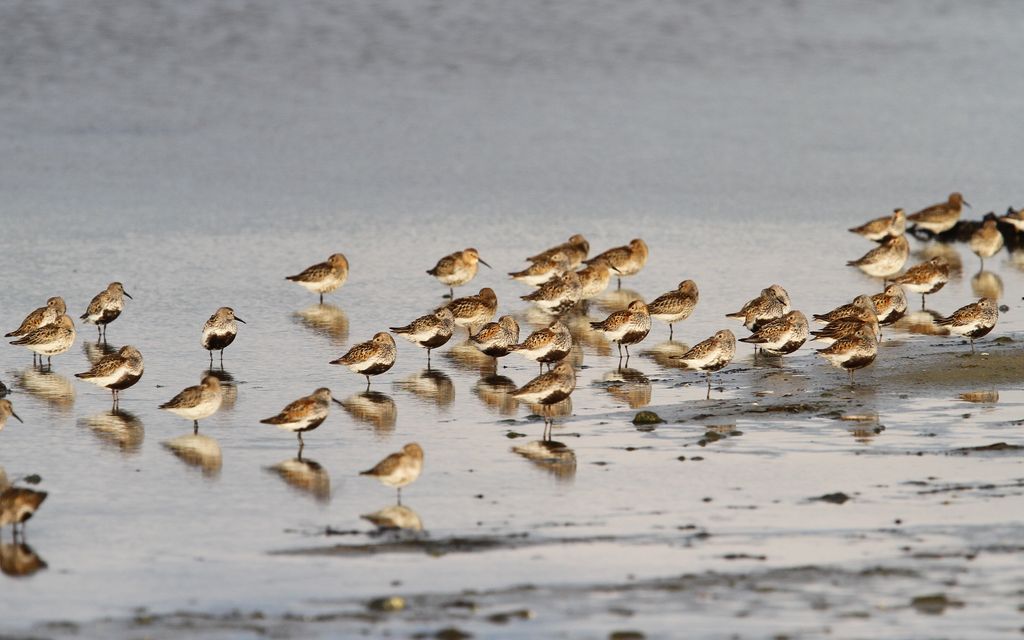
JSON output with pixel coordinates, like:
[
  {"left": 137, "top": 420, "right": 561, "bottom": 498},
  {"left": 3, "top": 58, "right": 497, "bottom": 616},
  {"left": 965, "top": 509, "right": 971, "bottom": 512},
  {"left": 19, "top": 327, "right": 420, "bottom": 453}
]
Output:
[
  {"left": 527, "top": 234, "right": 590, "bottom": 269},
  {"left": 390, "top": 307, "right": 455, "bottom": 367},
  {"left": 589, "top": 300, "right": 651, "bottom": 361},
  {"left": 998, "top": 206, "right": 1024, "bottom": 232},
  {"left": 74, "top": 345, "right": 144, "bottom": 407},
  {"left": 648, "top": 280, "right": 699, "bottom": 339},
  {"left": 0, "top": 486, "right": 47, "bottom": 538},
  {"left": 512, "top": 361, "right": 576, "bottom": 440},
  {"left": 674, "top": 329, "right": 736, "bottom": 399},
  {"left": 202, "top": 307, "right": 246, "bottom": 365},
  {"left": 286, "top": 253, "right": 349, "bottom": 303},
  {"left": 260, "top": 388, "right": 342, "bottom": 451},
  {"left": 585, "top": 238, "right": 648, "bottom": 289},
  {"left": 937, "top": 297, "right": 998, "bottom": 353},
  {"left": 726, "top": 285, "right": 791, "bottom": 333},
  {"left": 907, "top": 192, "right": 969, "bottom": 235},
  {"left": 871, "top": 284, "right": 909, "bottom": 326},
  {"left": 891, "top": 257, "right": 950, "bottom": 308},
  {"left": 159, "top": 375, "right": 223, "bottom": 434},
  {"left": 330, "top": 332, "right": 397, "bottom": 388},
  {"left": 5, "top": 296, "right": 67, "bottom": 363},
  {"left": 811, "top": 307, "right": 881, "bottom": 346},
  {"left": 576, "top": 260, "right": 617, "bottom": 300},
  {"left": 521, "top": 271, "right": 583, "bottom": 315},
  {"left": 360, "top": 443, "right": 424, "bottom": 504},
  {"left": 470, "top": 315, "right": 521, "bottom": 360},
  {"left": 9, "top": 314, "right": 76, "bottom": 368},
  {"left": 446, "top": 287, "right": 498, "bottom": 333},
  {"left": 738, "top": 310, "right": 808, "bottom": 356},
  {"left": 816, "top": 323, "right": 877, "bottom": 383},
  {"left": 509, "top": 252, "right": 571, "bottom": 286},
  {"left": 427, "top": 248, "right": 490, "bottom": 297},
  {"left": 0, "top": 400, "right": 23, "bottom": 432},
  {"left": 510, "top": 320, "right": 573, "bottom": 372},
  {"left": 849, "top": 208, "right": 906, "bottom": 242},
  {"left": 81, "top": 282, "right": 132, "bottom": 341},
  {"left": 847, "top": 234, "right": 909, "bottom": 278},
  {"left": 969, "top": 219, "right": 1004, "bottom": 268},
  {"left": 813, "top": 294, "right": 878, "bottom": 325}
]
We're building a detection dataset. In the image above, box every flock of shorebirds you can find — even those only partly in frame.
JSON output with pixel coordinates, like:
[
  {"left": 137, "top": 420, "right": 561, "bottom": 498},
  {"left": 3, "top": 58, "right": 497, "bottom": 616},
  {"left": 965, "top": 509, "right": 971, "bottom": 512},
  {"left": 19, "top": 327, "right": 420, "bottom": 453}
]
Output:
[{"left": 0, "top": 191, "right": 1016, "bottom": 540}]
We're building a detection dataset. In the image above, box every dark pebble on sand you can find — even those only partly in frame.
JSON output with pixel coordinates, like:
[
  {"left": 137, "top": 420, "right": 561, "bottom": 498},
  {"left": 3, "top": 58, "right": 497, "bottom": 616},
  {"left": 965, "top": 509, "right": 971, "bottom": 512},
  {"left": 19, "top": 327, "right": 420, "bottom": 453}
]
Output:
[
  {"left": 632, "top": 411, "right": 664, "bottom": 426},
  {"left": 814, "top": 492, "right": 851, "bottom": 504}
]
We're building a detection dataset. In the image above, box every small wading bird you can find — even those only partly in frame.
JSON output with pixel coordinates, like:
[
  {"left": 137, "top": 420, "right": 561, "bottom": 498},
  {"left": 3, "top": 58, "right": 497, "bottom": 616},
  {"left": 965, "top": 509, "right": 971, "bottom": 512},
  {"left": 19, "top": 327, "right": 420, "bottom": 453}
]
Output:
[
  {"left": 202, "top": 307, "right": 246, "bottom": 365},
  {"left": 286, "top": 253, "right": 349, "bottom": 304},
  {"left": 427, "top": 248, "right": 491, "bottom": 298},
  {"left": 260, "top": 388, "right": 343, "bottom": 453},
  {"left": 81, "top": 282, "right": 132, "bottom": 341},
  {"left": 674, "top": 329, "right": 736, "bottom": 399},
  {"left": 511, "top": 361, "right": 576, "bottom": 441},
  {"left": 159, "top": 375, "right": 223, "bottom": 434},
  {"left": 74, "top": 345, "right": 144, "bottom": 408},
  {"left": 330, "top": 332, "right": 397, "bottom": 388},
  {"left": 360, "top": 443, "right": 424, "bottom": 505}
]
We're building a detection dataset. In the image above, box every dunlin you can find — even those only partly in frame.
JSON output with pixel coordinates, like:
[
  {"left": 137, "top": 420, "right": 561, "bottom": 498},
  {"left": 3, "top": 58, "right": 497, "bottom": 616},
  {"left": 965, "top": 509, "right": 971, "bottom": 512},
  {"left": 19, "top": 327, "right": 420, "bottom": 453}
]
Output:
[
  {"left": 998, "top": 206, "right": 1024, "bottom": 232},
  {"left": 527, "top": 234, "right": 590, "bottom": 269},
  {"left": 813, "top": 294, "right": 877, "bottom": 325},
  {"left": 286, "top": 253, "right": 349, "bottom": 303},
  {"left": 0, "top": 400, "right": 23, "bottom": 432},
  {"left": 811, "top": 308, "right": 881, "bottom": 346},
  {"left": 360, "top": 443, "right": 424, "bottom": 504},
  {"left": 260, "top": 388, "right": 341, "bottom": 449},
  {"left": 576, "top": 260, "right": 617, "bottom": 300},
  {"left": 512, "top": 360, "right": 576, "bottom": 440},
  {"left": 510, "top": 320, "right": 573, "bottom": 372},
  {"left": 159, "top": 375, "right": 223, "bottom": 433},
  {"left": 9, "top": 314, "right": 76, "bottom": 368},
  {"left": 849, "top": 208, "right": 906, "bottom": 242},
  {"left": 521, "top": 271, "right": 583, "bottom": 315},
  {"left": 816, "top": 324, "right": 877, "bottom": 382},
  {"left": 74, "top": 345, "right": 144, "bottom": 406},
  {"left": 0, "top": 487, "right": 47, "bottom": 537},
  {"left": 390, "top": 307, "right": 455, "bottom": 366},
  {"left": 738, "top": 310, "right": 808, "bottom": 356},
  {"left": 872, "top": 284, "right": 908, "bottom": 326},
  {"left": 648, "top": 280, "right": 699, "bottom": 338},
  {"left": 907, "top": 192, "right": 969, "bottom": 235},
  {"left": 446, "top": 287, "right": 498, "bottom": 333},
  {"left": 330, "top": 332, "right": 397, "bottom": 387},
  {"left": 589, "top": 300, "right": 651, "bottom": 360},
  {"left": 585, "top": 238, "right": 648, "bottom": 289},
  {"left": 969, "top": 219, "right": 1004, "bottom": 268},
  {"left": 847, "top": 234, "right": 909, "bottom": 278},
  {"left": 470, "top": 315, "right": 521, "bottom": 359},
  {"left": 202, "top": 307, "right": 246, "bottom": 364},
  {"left": 674, "top": 329, "right": 736, "bottom": 399},
  {"left": 80, "top": 282, "right": 132, "bottom": 340},
  {"left": 891, "top": 257, "right": 950, "bottom": 308},
  {"left": 726, "top": 285, "right": 791, "bottom": 332},
  {"left": 937, "top": 297, "right": 998, "bottom": 353},
  {"left": 427, "top": 248, "right": 490, "bottom": 297},
  {"left": 509, "top": 252, "right": 571, "bottom": 287},
  {"left": 5, "top": 298, "right": 66, "bottom": 352}
]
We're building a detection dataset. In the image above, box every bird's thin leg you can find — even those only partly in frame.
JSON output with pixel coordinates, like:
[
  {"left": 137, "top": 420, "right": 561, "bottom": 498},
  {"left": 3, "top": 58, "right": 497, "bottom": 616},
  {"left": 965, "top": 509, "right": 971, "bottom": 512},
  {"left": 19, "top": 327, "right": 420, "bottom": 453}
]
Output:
[
  {"left": 319, "top": 293, "right": 324, "bottom": 304},
  {"left": 220, "top": 350, "right": 225, "bottom": 365},
  {"left": 193, "top": 420, "right": 199, "bottom": 435},
  {"left": 971, "top": 339, "right": 976, "bottom": 354},
  {"left": 427, "top": 349, "right": 432, "bottom": 370},
  {"left": 921, "top": 294, "right": 925, "bottom": 309},
  {"left": 617, "top": 277, "right": 622, "bottom": 290},
  {"left": 705, "top": 372, "right": 712, "bottom": 400},
  {"left": 616, "top": 342, "right": 622, "bottom": 359},
  {"left": 209, "top": 350, "right": 214, "bottom": 365},
  {"left": 669, "top": 324, "right": 674, "bottom": 339},
  {"left": 397, "top": 487, "right": 402, "bottom": 506}
]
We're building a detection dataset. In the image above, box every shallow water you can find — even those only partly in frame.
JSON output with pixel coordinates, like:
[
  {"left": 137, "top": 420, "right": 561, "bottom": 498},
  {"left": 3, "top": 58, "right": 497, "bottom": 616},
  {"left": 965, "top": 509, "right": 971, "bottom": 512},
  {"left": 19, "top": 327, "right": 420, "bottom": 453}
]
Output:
[{"left": 2, "top": 1, "right": 1024, "bottom": 638}]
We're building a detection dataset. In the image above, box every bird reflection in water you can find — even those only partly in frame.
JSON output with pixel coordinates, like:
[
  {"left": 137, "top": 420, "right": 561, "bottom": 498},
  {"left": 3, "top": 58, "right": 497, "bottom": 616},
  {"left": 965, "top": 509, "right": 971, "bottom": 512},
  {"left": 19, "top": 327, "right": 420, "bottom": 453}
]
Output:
[
  {"left": 203, "top": 368, "right": 238, "bottom": 412},
  {"left": 266, "top": 456, "right": 331, "bottom": 503},
  {"left": 959, "top": 390, "right": 999, "bottom": 404},
  {"left": 395, "top": 369, "right": 454, "bottom": 409},
  {"left": 837, "top": 414, "right": 883, "bottom": 443},
  {"left": 565, "top": 313, "right": 612, "bottom": 357},
  {"left": 593, "top": 287, "right": 643, "bottom": 315},
  {"left": 971, "top": 270, "right": 1003, "bottom": 300},
  {"left": 899, "top": 309, "right": 949, "bottom": 336},
  {"left": 443, "top": 340, "right": 497, "bottom": 375},
  {"left": 525, "top": 397, "right": 572, "bottom": 441},
  {"left": 602, "top": 367, "right": 651, "bottom": 408},
  {"left": 361, "top": 504, "right": 423, "bottom": 532},
  {"left": 0, "top": 542, "right": 46, "bottom": 578},
  {"left": 162, "top": 433, "right": 223, "bottom": 478},
  {"left": 291, "top": 304, "right": 349, "bottom": 346},
  {"left": 339, "top": 391, "right": 397, "bottom": 432},
  {"left": 912, "top": 242, "right": 962, "bottom": 276},
  {"left": 79, "top": 409, "right": 144, "bottom": 454},
  {"left": 512, "top": 440, "right": 577, "bottom": 482},
  {"left": 473, "top": 374, "right": 518, "bottom": 415},
  {"left": 642, "top": 340, "right": 690, "bottom": 371},
  {"left": 17, "top": 367, "right": 75, "bottom": 411},
  {"left": 82, "top": 339, "right": 118, "bottom": 366}
]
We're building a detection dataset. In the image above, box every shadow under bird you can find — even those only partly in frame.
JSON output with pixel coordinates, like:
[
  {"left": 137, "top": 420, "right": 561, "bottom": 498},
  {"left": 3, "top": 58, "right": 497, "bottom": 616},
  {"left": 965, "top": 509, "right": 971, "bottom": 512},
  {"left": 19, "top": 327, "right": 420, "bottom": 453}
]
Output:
[
  {"left": 80, "top": 282, "right": 132, "bottom": 341},
  {"left": 159, "top": 375, "right": 223, "bottom": 434},
  {"left": 390, "top": 307, "right": 455, "bottom": 367},
  {"left": 584, "top": 238, "right": 648, "bottom": 289},
  {"left": 848, "top": 208, "right": 906, "bottom": 242},
  {"left": 0, "top": 400, "right": 23, "bottom": 432},
  {"left": 589, "top": 300, "right": 652, "bottom": 361},
  {"left": 427, "top": 248, "right": 490, "bottom": 298},
  {"left": 648, "top": 280, "right": 699, "bottom": 339},
  {"left": 511, "top": 320, "right": 573, "bottom": 372},
  {"left": 527, "top": 234, "right": 590, "bottom": 269},
  {"left": 202, "top": 307, "right": 246, "bottom": 364},
  {"left": 936, "top": 297, "right": 998, "bottom": 353},
  {"left": 512, "top": 360, "right": 577, "bottom": 440},
  {"left": 330, "top": 332, "right": 397, "bottom": 388},
  {"left": 286, "top": 253, "right": 349, "bottom": 304},
  {"left": 9, "top": 314, "right": 77, "bottom": 368},
  {"left": 74, "top": 345, "right": 144, "bottom": 407},
  {"left": 360, "top": 443, "right": 424, "bottom": 505},
  {"left": 260, "top": 387, "right": 343, "bottom": 451},
  {"left": 906, "top": 192, "right": 970, "bottom": 235},
  {"left": 674, "top": 329, "right": 736, "bottom": 399}
]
